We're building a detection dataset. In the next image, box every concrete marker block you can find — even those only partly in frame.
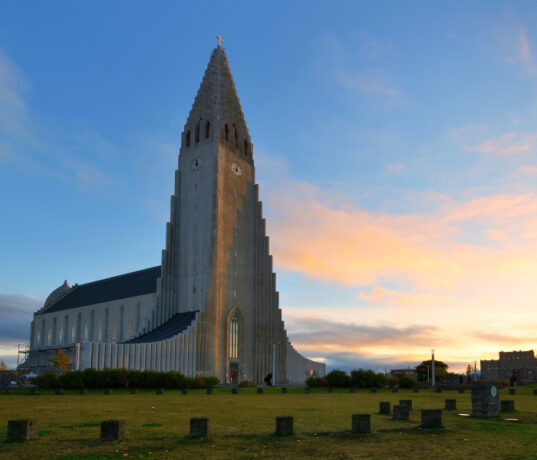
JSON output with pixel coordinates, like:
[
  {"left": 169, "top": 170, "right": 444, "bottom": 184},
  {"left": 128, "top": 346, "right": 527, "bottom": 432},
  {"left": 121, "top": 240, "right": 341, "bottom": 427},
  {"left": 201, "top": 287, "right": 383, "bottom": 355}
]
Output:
[
  {"left": 351, "top": 414, "right": 371, "bottom": 434},
  {"left": 100, "top": 420, "right": 126, "bottom": 441},
  {"left": 275, "top": 416, "right": 293, "bottom": 436},
  {"left": 190, "top": 417, "right": 209, "bottom": 437},
  {"left": 7, "top": 419, "right": 38, "bottom": 441}
]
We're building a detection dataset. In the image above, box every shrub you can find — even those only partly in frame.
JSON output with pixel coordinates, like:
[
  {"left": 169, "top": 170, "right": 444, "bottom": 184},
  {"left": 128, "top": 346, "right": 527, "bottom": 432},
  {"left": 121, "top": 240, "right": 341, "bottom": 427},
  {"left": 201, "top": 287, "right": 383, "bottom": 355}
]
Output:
[
  {"left": 326, "top": 369, "right": 351, "bottom": 388},
  {"left": 33, "top": 369, "right": 219, "bottom": 390},
  {"left": 397, "top": 375, "right": 417, "bottom": 389}
]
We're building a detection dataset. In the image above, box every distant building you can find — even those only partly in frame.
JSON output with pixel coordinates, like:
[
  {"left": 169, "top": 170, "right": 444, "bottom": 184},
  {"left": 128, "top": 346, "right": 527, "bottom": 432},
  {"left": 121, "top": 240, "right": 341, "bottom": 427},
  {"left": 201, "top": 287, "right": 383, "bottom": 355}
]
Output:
[
  {"left": 480, "top": 350, "right": 537, "bottom": 382},
  {"left": 390, "top": 368, "right": 417, "bottom": 380}
]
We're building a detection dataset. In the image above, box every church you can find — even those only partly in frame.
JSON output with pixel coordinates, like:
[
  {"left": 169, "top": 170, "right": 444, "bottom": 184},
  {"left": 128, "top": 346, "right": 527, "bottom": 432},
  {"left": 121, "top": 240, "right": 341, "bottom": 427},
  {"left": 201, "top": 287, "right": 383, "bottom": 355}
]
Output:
[{"left": 21, "top": 42, "right": 325, "bottom": 385}]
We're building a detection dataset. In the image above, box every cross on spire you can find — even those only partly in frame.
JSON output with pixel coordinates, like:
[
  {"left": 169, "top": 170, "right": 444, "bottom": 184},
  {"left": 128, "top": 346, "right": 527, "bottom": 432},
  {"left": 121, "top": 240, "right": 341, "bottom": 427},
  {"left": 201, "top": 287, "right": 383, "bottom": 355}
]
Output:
[{"left": 216, "top": 34, "right": 223, "bottom": 46}]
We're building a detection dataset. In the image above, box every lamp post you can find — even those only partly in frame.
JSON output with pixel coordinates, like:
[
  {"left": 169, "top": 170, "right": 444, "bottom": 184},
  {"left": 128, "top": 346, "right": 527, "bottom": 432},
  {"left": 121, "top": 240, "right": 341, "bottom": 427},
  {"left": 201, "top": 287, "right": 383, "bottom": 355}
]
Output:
[
  {"left": 272, "top": 343, "right": 278, "bottom": 386},
  {"left": 431, "top": 349, "right": 436, "bottom": 388}
]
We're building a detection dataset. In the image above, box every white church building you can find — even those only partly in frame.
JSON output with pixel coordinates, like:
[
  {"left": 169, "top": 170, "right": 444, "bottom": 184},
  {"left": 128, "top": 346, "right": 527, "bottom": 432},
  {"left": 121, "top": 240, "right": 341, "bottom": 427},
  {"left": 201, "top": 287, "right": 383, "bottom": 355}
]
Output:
[{"left": 21, "top": 43, "right": 325, "bottom": 385}]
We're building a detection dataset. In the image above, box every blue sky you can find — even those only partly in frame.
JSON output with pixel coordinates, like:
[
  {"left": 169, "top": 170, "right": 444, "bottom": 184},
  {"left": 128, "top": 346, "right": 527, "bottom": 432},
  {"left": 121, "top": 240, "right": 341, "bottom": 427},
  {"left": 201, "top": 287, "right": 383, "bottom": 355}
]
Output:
[{"left": 2, "top": 1, "right": 537, "bottom": 371}]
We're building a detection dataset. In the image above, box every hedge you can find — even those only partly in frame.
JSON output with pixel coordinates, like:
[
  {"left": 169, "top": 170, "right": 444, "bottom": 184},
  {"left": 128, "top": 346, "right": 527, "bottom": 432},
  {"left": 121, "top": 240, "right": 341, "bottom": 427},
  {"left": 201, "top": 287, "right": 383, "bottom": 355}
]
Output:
[{"left": 32, "top": 368, "right": 219, "bottom": 390}]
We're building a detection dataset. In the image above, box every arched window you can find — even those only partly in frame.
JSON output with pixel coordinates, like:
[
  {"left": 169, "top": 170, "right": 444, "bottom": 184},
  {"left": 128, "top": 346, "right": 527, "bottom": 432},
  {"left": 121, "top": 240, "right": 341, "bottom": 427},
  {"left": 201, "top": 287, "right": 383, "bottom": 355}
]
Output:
[
  {"left": 229, "top": 313, "right": 239, "bottom": 359},
  {"left": 195, "top": 121, "right": 200, "bottom": 143},
  {"left": 244, "top": 140, "right": 249, "bottom": 157},
  {"left": 205, "top": 120, "right": 210, "bottom": 138},
  {"left": 186, "top": 130, "right": 191, "bottom": 147},
  {"left": 234, "top": 125, "right": 239, "bottom": 148},
  {"left": 224, "top": 124, "right": 229, "bottom": 141}
]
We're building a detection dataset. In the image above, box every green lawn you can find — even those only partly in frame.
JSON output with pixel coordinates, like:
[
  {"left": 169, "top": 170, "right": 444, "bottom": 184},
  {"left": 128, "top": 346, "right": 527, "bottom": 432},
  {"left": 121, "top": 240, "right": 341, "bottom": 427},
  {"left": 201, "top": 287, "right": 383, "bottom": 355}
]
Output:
[{"left": 0, "top": 386, "right": 536, "bottom": 459}]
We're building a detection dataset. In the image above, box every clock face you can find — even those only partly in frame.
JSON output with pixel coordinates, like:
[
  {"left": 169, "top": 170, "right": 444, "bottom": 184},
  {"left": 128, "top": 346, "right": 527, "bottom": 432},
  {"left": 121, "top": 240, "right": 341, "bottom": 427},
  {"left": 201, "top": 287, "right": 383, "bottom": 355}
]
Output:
[
  {"left": 491, "top": 386, "right": 497, "bottom": 397},
  {"left": 231, "top": 163, "right": 242, "bottom": 176},
  {"left": 191, "top": 157, "right": 202, "bottom": 171}
]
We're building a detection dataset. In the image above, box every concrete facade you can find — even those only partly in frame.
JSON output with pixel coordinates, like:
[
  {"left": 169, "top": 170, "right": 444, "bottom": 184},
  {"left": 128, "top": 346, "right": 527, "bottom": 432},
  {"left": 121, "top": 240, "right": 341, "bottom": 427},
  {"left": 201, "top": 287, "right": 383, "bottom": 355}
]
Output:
[{"left": 21, "top": 44, "right": 325, "bottom": 384}]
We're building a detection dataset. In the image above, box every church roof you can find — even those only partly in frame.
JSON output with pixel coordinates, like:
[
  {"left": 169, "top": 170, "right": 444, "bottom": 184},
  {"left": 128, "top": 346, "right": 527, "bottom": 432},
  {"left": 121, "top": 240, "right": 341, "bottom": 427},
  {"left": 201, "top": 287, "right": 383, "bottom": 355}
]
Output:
[
  {"left": 124, "top": 311, "right": 197, "bottom": 343},
  {"left": 186, "top": 44, "right": 250, "bottom": 143},
  {"left": 39, "top": 266, "right": 161, "bottom": 314}
]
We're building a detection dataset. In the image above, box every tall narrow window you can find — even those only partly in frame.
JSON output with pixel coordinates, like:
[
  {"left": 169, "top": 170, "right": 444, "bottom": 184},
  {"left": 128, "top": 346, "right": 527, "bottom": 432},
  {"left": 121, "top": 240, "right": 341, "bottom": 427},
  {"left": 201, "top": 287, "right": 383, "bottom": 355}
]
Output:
[
  {"left": 186, "top": 130, "right": 191, "bottom": 147},
  {"left": 195, "top": 121, "right": 200, "bottom": 143},
  {"left": 234, "top": 126, "right": 239, "bottom": 148},
  {"left": 244, "top": 139, "right": 249, "bottom": 157},
  {"left": 205, "top": 120, "right": 210, "bottom": 138},
  {"left": 225, "top": 124, "right": 229, "bottom": 141},
  {"left": 229, "top": 313, "right": 239, "bottom": 359}
]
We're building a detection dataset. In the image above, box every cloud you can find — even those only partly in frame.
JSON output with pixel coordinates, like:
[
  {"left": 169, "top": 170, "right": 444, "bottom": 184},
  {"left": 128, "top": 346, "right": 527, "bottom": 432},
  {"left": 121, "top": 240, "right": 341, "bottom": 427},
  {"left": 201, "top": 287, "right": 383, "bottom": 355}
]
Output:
[
  {"left": 256, "top": 151, "right": 537, "bottom": 371},
  {"left": 0, "top": 48, "right": 117, "bottom": 191},
  {"left": 0, "top": 293, "right": 40, "bottom": 366},
  {"left": 322, "top": 35, "right": 408, "bottom": 104},
  {"left": 516, "top": 28, "right": 537, "bottom": 76},
  {"left": 464, "top": 131, "right": 536, "bottom": 156},
  {"left": 520, "top": 165, "right": 537, "bottom": 175}
]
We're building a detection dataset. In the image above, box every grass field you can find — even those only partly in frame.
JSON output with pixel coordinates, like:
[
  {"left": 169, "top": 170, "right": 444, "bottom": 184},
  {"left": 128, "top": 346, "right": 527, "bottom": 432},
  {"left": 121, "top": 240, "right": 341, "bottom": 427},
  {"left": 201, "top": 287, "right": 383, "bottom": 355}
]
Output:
[{"left": 1, "top": 385, "right": 536, "bottom": 459}]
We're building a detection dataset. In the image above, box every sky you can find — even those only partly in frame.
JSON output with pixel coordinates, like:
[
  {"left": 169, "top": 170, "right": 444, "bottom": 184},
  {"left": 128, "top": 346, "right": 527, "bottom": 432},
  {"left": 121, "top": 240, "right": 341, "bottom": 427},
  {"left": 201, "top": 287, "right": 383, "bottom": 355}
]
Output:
[{"left": 1, "top": 1, "right": 537, "bottom": 373}]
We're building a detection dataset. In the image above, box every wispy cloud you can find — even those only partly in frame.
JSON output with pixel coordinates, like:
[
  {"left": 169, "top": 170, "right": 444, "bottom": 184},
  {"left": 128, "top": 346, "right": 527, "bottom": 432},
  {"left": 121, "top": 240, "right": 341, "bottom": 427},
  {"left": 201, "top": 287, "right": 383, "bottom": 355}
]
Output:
[
  {"left": 516, "top": 27, "right": 537, "bottom": 76},
  {"left": 322, "top": 35, "right": 408, "bottom": 104},
  {"left": 520, "top": 165, "right": 537, "bottom": 175},
  {"left": 451, "top": 124, "right": 536, "bottom": 157},
  {"left": 0, "top": 48, "right": 116, "bottom": 191}
]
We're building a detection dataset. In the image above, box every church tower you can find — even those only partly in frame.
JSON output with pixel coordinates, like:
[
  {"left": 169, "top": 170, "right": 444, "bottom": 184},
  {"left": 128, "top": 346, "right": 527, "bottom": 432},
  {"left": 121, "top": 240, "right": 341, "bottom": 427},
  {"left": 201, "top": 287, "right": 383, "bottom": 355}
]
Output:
[{"left": 155, "top": 43, "right": 287, "bottom": 383}]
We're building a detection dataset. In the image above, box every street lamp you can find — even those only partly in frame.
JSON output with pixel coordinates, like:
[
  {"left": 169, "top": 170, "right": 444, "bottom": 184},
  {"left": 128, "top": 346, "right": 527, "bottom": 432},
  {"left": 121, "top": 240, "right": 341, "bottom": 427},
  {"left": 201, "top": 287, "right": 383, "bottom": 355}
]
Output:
[{"left": 431, "top": 349, "right": 436, "bottom": 388}]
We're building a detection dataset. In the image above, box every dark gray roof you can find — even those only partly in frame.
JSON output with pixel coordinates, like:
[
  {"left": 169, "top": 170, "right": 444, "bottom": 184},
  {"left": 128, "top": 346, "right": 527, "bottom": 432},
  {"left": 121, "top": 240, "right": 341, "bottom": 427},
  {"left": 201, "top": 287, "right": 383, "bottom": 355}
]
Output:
[
  {"left": 124, "top": 311, "right": 197, "bottom": 343},
  {"left": 40, "top": 266, "right": 161, "bottom": 314}
]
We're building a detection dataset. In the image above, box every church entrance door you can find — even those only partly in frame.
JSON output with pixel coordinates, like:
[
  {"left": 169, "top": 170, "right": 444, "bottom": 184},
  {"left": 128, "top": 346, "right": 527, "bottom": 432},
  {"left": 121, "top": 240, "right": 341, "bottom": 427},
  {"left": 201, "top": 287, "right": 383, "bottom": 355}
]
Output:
[{"left": 230, "top": 361, "right": 239, "bottom": 384}]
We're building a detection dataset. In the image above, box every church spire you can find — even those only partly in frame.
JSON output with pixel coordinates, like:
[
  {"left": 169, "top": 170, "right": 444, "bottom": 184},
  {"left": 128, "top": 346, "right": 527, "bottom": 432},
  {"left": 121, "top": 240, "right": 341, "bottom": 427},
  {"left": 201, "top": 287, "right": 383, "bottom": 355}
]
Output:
[{"left": 182, "top": 45, "right": 252, "bottom": 161}]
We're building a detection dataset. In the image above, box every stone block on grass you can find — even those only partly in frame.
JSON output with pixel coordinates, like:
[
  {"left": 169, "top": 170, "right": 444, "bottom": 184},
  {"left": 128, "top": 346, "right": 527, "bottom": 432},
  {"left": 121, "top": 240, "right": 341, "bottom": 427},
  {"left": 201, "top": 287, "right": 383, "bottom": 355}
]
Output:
[
  {"left": 190, "top": 417, "right": 209, "bottom": 437},
  {"left": 349, "top": 387, "right": 355, "bottom": 393},
  {"left": 257, "top": 387, "right": 263, "bottom": 394},
  {"left": 156, "top": 388, "right": 163, "bottom": 395},
  {"left": 435, "top": 387, "right": 442, "bottom": 393},
  {"left": 379, "top": 401, "right": 391, "bottom": 415},
  {"left": 413, "top": 387, "right": 419, "bottom": 393},
  {"left": 509, "top": 388, "right": 516, "bottom": 395},
  {"left": 370, "top": 387, "right": 377, "bottom": 393},
  {"left": 392, "top": 405, "right": 409, "bottom": 421},
  {"left": 130, "top": 388, "right": 138, "bottom": 394},
  {"left": 206, "top": 387, "right": 213, "bottom": 395},
  {"left": 421, "top": 409, "right": 442, "bottom": 428},
  {"left": 392, "top": 386, "right": 399, "bottom": 393},
  {"left": 471, "top": 381, "right": 499, "bottom": 417},
  {"left": 181, "top": 388, "right": 188, "bottom": 395},
  {"left": 304, "top": 387, "right": 311, "bottom": 394},
  {"left": 54, "top": 389, "right": 64, "bottom": 395},
  {"left": 533, "top": 389, "right": 537, "bottom": 396},
  {"left": 399, "top": 399, "right": 412, "bottom": 410},
  {"left": 104, "top": 388, "right": 112, "bottom": 395},
  {"left": 351, "top": 414, "right": 371, "bottom": 434},
  {"left": 501, "top": 400, "right": 515, "bottom": 412},
  {"left": 100, "top": 420, "right": 125, "bottom": 441},
  {"left": 231, "top": 388, "right": 238, "bottom": 394},
  {"left": 275, "top": 416, "right": 293, "bottom": 436},
  {"left": 30, "top": 388, "right": 39, "bottom": 395},
  {"left": 327, "top": 387, "right": 333, "bottom": 393},
  {"left": 281, "top": 387, "right": 288, "bottom": 394},
  {"left": 7, "top": 419, "right": 38, "bottom": 441},
  {"left": 445, "top": 399, "right": 457, "bottom": 410},
  {"left": 79, "top": 388, "right": 87, "bottom": 395},
  {"left": 458, "top": 388, "right": 465, "bottom": 394}
]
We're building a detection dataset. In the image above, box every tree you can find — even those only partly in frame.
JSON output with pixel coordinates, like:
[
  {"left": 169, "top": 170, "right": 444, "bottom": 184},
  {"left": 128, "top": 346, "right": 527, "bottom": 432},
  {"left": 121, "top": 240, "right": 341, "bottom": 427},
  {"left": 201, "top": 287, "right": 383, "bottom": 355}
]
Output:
[
  {"left": 415, "top": 360, "right": 448, "bottom": 383},
  {"left": 50, "top": 349, "right": 70, "bottom": 373},
  {"left": 0, "top": 360, "right": 7, "bottom": 371}
]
